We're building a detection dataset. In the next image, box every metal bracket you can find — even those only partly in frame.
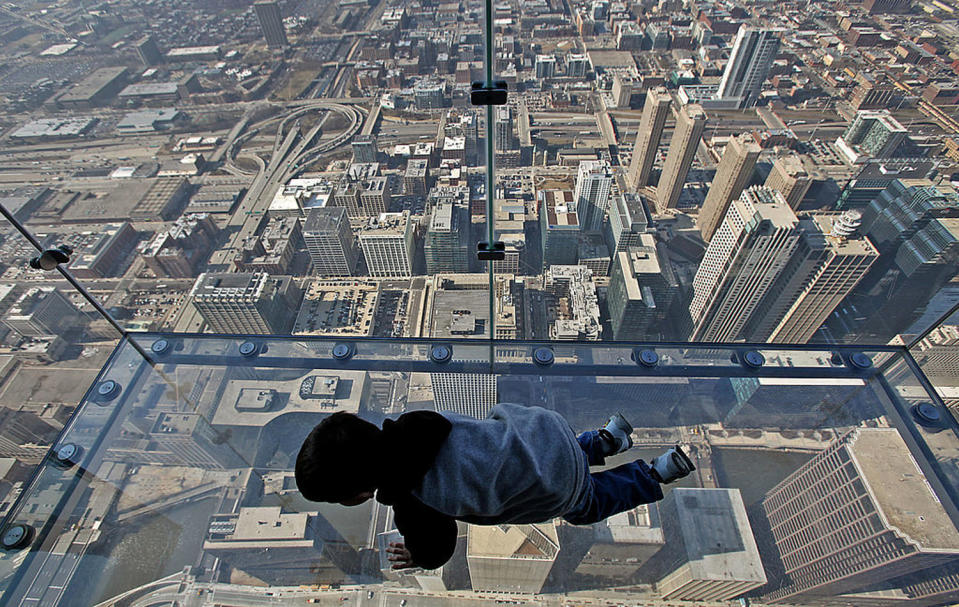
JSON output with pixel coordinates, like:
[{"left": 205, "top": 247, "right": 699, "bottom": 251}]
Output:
[
  {"left": 477, "top": 241, "right": 505, "bottom": 261},
  {"left": 29, "top": 244, "right": 72, "bottom": 271},
  {"left": 470, "top": 81, "right": 508, "bottom": 106}
]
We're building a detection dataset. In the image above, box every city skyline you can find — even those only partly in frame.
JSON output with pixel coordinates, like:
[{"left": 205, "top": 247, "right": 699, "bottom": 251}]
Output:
[{"left": 0, "top": 0, "right": 957, "bottom": 603}]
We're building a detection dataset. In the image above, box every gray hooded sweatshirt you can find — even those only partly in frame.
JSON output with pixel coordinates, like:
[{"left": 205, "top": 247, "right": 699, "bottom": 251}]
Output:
[{"left": 411, "top": 403, "right": 588, "bottom": 525}]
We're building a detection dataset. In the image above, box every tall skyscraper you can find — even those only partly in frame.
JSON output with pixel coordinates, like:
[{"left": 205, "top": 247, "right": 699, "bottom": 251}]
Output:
[
  {"left": 830, "top": 179, "right": 959, "bottom": 342},
  {"left": 652, "top": 488, "right": 765, "bottom": 601},
  {"left": 626, "top": 87, "right": 672, "bottom": 190},
  {"left": 766, "top": 211, "right": 878, "bottom": 343},
  {"left": 303, "top": 207, "right": 359, "bottom": 277},
  {"left": 205, "top": 507, "right": 355, "bottom": 585},
  {"left": 607, "top": 235, "right": 679, "bottom": 341},
  {"left": 567, "top": 53, "right": 589, "bottom": 78},
  {"left": 573, "top": 504, "right": 665, "bottom": 580},
  {"left": 431, "top": 372, "right": 497, "bottom": 419},
  {"left": 3, "top": 288, "right": 85, "bottom": 338},
  {"left": 427, "top": 274, "right": 498, "bottom": 418},
  {"left": 574, "top": 160, "right": 612, "bottom": 232},
  {"left": 606, "top": 193, "right": 653, "bottom": 253},
  {"left": 908, "top": 319, "right": 959, "bottom": 381},
  {"left": 699, "top": 135, "right": 761, "bottom": 242},
  {"left": 141, "top": 413, "right": 244, "bottom": 468},
  {"left": 190, "top": 272, "right": 301, "bottom": 334},
  {"left": 656, "top": 104, "right": 707, "bottom": 212},
  {"left": 135, "top": 35, "right": 162, "bottom": 66},
  {"left": 254, "top": 0, "right": 289, "bottom": 48},
  {"left": 535, "top": 55, "right": 556, "bottom": 78},
  {"left": 351, "top": 135, "right": 378, "bottom": 164},
  {"left": 540, "top": 189, "right": 580, "bottom": 267},
  {"left": 467, "top": 523, "right": 560, "bottom": 593},
  {"left": 425, "top": 204, "right": 470, "bottom": 274},
  {"left": 689, "top": 186, "right": 802, "bottom": 342},
  {"left": 716, "top": 27, "right": 782, "bottom": 107},
  {"left": 760, "top": 428, "right": 959, "bottom": 603},
  {"left": 358, "top": 211, "right": 414, "bottom": 277},
  {"left": 764, "top": 153, "right": 811, "bottom": 210},
  {"left": 494, "top": 106, "right": 516, "bottom": 151}
]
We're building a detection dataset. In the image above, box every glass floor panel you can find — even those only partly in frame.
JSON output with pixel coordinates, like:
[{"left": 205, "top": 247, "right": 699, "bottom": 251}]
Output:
[{"left": 1, "top": 335, "right": 957, "bottom": 607}]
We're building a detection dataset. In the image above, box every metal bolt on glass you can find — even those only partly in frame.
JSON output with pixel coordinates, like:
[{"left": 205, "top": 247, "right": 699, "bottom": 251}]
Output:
[
  {"left": 633, "top": 349, "right": 659, "bottom": 367},
  {"left": 849, "top": 352, "right": 873, "bottom": 369},
  {"left": 51, "top": 443, "right": 83, "bottom": 469},
  {"left": 151, "top": 338, "right": 171, "bottom": 356},
  {"left": 332, "top": 343, "right": 355, "bottom": 361},
  {"left": 430, "top": 344, "right": 453, "bottom": 364},
  {"left": 1, "top": 524, "right": 34, "bottom": 551},
  {"left": 93, "top": 379, "right": 122, "bottom": 404},
  {"left": 532, "top": 347, "right": 554, "bottom": 366},
  {"left": 742, "top": 350, "right": 766, "bottom": 368},
  {"left": 239, "top": 341, "right": 259, "bottom": 357}
]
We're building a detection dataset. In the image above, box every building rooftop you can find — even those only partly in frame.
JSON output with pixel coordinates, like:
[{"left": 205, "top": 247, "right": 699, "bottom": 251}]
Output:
[
  {"left": 468, "top": 522, "right": 559, "bottom": 559},
  {"left": 595, "top": 504, "right": 665, "bottom": 545},
  {"left": 851, "top": 428, "right": 959, "bottom": 550},
  {"left": 167, "top": 45, "right": 221, "bottom": 56},
  {"left": 541, "top": 190, "right": 579, "bottom": 228},
  {"left": 118, "top": 83, "right": 179, "bottom": 98},
  {"left": 10, "top": 118, "right": 95, "bottom": 139},
  {"left": 357, "top": 211, "right": 410, "bottom": 235},
  {"left": 293, "top": 280, "right": 378, "bottom": 336},
  {"left": 58, "top": 66, "right": 127, "bottom": 103},
  {"left": 669, "top": 488, "right": 766, "bottom": 585},
  {"left": 213, "top": 368, "right": 367, "bottom": 426},
  {"left": 431, "top": 284, "right": 490, "bottom": 338}
]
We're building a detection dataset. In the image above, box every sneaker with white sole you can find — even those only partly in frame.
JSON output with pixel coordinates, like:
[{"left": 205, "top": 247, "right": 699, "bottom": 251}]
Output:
[
  {"left": 598, "top": 413, "right": 634, "bottom": 456},
  {"left": 651, "top": 445, "right": 696, "bottom": 484}
]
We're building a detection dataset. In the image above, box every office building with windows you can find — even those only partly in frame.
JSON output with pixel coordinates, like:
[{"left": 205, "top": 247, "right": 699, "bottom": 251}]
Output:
[
  {"left": 358, "top": 212, "right": 414, "bottom": 278},
  {"left": 715, "top": 27, "right": 782, "bottom": 107},
  {"left": 494, "top": 106, "right": 516, "bottom": 151},
  {"left": 699, "top": 135, "right": 761, "bottom": 242},
  {"left": 608, "top": 235, "right": 679, "bottom": 341},
  {"left": 689, "top": 187, "right": 802, "bottom": 342},
  {"left": 626, "top": 87, "right": 672, "bottom": 190},
  {"left": 190, "top": 272, "right": 302, "bottom": 334},
  {"left": 574, "top": 160, "right": 612, "bottom": 233},
  {"left": 352, "top": 135, "right": 378, "bottom": 164},
  {"left": 761, "top": 428, "right": 959, "bottom": 603},
  {"left": 467, "top": 523, "right": 560, "bottom": 593},
  {"left": 3, "top": 288, "right": 85, "bottom": 338},
  {"left": 535, "top": 55, "right": 556, "bottom": 79},
  {"left": 652, "top": 488, "right": 765, "bottom": 601},
  {"left": 254, "top": 0, "right": 288, "bottom": 48},
  {"left": 836, "top": 110, "right": 909, "bottom": 163},
  {"left": 426, "top": 204, "right": 470, "bottom": 274},
  {"left": 606, "top": 193, "right": 653, "bottom": 253},
  {"left": 540, "top": 189, "right": 580, "bottom": 267},
  {"left": 766, "top": 211, "right": 878, "bottom": 343},
  {"left": 764, "top": 153, "right": 812, "bottom": 210},
  {"left": 303, "top": 207, "right": 359, "bottom": 277},
  {"left": 657, "top": 105, "right": 707, "bottom": 212},
  {"left": 135, "top": 35, "right": 163, "bottom": 66}
]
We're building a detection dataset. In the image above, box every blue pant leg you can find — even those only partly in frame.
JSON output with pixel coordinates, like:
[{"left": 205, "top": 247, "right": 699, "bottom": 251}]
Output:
[
  {"left": 563, "top": 459, "right": 664, "bottom": 525},
  {"left": 576, "top": 430, "right": 607, "bottom": 466}
]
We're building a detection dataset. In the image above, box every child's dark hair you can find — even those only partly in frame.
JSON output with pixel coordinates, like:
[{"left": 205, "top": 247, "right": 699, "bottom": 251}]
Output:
[{"left": 295, "top": 412, "right": 382, "bottom": 503}]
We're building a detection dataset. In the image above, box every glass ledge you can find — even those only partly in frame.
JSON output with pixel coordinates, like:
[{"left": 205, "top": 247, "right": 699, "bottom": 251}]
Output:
[{"left": 0, "top": 334, "right": 957, "bottom": 607}]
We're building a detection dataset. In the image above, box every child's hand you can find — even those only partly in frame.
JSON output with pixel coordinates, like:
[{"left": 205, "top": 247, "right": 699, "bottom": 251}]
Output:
[{"left": 387, "top": 541, "right": 416, "bottom": 569}]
